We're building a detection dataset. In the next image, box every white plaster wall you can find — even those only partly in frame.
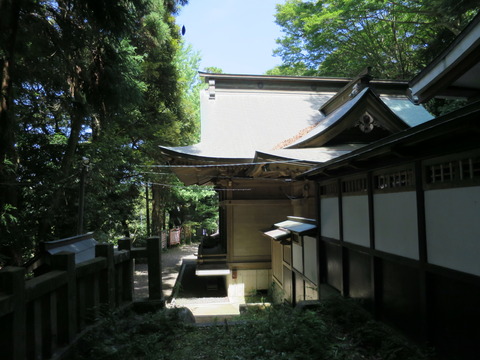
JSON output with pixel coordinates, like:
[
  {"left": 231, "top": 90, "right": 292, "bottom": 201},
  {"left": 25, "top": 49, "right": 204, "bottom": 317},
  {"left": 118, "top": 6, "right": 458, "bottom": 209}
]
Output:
[
  {"left": 292, "top": 242, "right": 303, "bottom": 273},
  {"left": 304, "top": 236, "right": 318, "bottom": 284},
  {"left": 374, "top": 191, "right": 419, "bottom": 259},
  {"left": 321, "top": 197, "right": 340, "bottom": 239},
  {"left": 271, "top": 240, "right": 283, "bottom": 284},
  {"left": 342, "top": 195, "right": 370, "bottom": 247},
  {"left": 425, "top": 186, "right": 480, "bottom": 276}
]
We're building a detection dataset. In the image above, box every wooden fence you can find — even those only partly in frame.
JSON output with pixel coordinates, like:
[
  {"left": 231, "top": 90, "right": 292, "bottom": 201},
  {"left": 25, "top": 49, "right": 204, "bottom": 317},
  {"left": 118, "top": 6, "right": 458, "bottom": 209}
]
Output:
[{"left": 0, "top": 237, "right": 164, "bottom": 360}]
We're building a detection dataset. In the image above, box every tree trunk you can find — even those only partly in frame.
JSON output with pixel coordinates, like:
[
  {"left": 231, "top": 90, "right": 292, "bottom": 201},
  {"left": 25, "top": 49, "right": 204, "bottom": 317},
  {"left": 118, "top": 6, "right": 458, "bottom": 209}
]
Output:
[
  {"left": 151, "top": 184, "right": 165, "bottom": 237},
  {"left": 0, "top": 0, "right": 22, "bottom": 215},
  {"left": 38, "top": 101, "right": 85, "bottom": 239}
]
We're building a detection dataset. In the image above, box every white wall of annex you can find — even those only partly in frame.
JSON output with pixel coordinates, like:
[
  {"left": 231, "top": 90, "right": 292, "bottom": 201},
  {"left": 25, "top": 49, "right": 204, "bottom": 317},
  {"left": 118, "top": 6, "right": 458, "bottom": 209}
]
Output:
[
  {"left": 304, "top": 236, "right": 318, "bottom": 284},
  {"left": 374, "top": 191, "right": 419, "bottom": 259},
  {"left": 342, "top": 195, "right": 370, "bottom": 247},
  {"left": 425, "top": 186, "right": 480, "bottom": 276},
  {"left": 292, "top": 242, "right": 303, "bottom": 273},
  {"left": 321, "top": 197, "right": 340, "bottom": 239}
]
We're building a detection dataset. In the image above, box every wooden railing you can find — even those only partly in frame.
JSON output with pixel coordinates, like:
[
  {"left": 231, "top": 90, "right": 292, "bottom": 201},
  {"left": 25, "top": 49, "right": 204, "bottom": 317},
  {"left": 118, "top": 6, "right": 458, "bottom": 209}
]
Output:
[{"left": 0, "top": 237, "right": 164, "bottom": 360}]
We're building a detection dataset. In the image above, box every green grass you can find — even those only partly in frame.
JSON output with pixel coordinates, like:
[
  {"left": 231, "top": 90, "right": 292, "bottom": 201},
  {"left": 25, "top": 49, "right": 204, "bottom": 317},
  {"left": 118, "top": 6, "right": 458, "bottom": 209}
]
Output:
[{"left": 70, "top": 297, "right": 434, "bottom": 360}]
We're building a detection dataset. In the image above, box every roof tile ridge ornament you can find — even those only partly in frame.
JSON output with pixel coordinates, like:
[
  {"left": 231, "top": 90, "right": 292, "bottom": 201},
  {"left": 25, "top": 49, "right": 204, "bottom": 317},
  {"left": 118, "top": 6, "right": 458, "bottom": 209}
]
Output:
[{"left": 208, "top": 79, "right": 215, "bottom": 100}]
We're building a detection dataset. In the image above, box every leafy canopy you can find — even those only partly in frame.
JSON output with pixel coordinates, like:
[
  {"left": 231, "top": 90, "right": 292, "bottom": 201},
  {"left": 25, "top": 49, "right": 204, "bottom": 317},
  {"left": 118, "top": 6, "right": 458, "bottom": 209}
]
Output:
[
  {"left": 0, "top": 0, "right": 205, "bottom": 265},
  {"left": 271, "top": 0, "right": 480, "bottom": 79}
]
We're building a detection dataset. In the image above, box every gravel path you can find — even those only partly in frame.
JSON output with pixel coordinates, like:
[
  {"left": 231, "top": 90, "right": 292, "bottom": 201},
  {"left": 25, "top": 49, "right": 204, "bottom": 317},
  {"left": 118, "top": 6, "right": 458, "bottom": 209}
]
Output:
[{"left": 133, "top": 243, "right": 198, "bottom": 300}]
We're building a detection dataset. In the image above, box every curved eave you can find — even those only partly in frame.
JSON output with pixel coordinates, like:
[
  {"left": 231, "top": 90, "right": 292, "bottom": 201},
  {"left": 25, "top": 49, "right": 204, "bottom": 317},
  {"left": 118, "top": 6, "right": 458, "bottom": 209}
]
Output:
[
  {"left": 159, "top": 146, "right": 252, "bottom": 163},
  {"left": 301, "top": 100, "right": 480, "bottom": 180},
  {"left": 408, "top": 12, "right": 480, "bottom": 103},
  {"left": 286, "top": 88, "right": 410, "bottom": 149},
  {"left": 247, "top": 151, "right": 320, "bottom": 178},
  {"left": 158, "top": 146, "right": 254, "bottom": 186}
]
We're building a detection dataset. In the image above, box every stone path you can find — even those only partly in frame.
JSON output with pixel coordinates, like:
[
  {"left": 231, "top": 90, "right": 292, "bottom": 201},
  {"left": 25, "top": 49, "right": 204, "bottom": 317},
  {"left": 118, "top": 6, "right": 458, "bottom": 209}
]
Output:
[
  {"left": 133, "top": 243, "right": 198, "bottom": 300},
  {"left": 133, "top": 242, "right": 241, "bottom": 322}
]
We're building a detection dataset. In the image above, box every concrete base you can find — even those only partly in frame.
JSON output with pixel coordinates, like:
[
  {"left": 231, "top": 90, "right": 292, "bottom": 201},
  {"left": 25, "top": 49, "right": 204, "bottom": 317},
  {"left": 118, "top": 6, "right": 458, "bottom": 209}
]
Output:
[{"left": 182, "top": 302, "right": 240, "bottom": 323}]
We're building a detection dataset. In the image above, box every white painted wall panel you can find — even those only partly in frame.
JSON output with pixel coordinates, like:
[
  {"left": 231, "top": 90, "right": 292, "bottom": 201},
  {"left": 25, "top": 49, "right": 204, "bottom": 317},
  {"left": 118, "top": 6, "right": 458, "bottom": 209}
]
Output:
[
  {"left": 425, "top": 186, "right": 480, "bottom": 276},
  {"left": 374, "top": 192, "right": 419, "bottom": 259},
  {"left": 292, "top": 242, "right": 303, "bottom": 273},
  {"left": 342, "top": 195, "right": 370, "bottom": 247},
  {"left": 271, "top": 240, "right": 283, "bottom": 284},
  {"left": 321, "top": 197, "right": 340, "bottom": 239}
]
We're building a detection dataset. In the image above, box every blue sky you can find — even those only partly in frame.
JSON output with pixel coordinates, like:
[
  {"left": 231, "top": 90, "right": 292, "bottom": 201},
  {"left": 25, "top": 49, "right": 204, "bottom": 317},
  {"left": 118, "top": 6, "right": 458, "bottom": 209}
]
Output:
[{"left": 175, "top": 0, "right": 287, "bottom": 75}]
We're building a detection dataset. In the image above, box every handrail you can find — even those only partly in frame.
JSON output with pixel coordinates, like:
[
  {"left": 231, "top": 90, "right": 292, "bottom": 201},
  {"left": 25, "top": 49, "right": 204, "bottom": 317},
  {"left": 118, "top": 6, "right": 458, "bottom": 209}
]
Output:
[{"left": 0, "top": 236, "right": 164, "bottom": 360}]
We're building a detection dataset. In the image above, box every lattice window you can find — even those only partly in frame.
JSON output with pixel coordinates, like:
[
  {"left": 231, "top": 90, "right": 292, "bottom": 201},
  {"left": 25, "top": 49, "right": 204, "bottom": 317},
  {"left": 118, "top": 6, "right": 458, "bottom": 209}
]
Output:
[
  {"left": 460, "top": 157, "right": 480, "bottom": 180},
  {"left": 320, "top": 182, "right": 338, "bottom": 196},
  {"left": 342, "top": 177, "right": 367, "bottom": 194},
  {"left": 428, "top": 161, "right": 455, "bottom": 183},
  {"left": 374, "top": 168, "right": 414, "bottom": 190},
  {"left": 426, "top": 156, "right": 480, "bottom": 184}
]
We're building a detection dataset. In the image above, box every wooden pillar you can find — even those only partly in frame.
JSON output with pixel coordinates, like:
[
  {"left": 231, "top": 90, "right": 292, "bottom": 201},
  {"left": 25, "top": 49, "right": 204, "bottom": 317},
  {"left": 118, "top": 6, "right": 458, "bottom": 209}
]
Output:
[
  {"left": 146, "top": 184, "right": 151, "bottom": 237},
  {"left": 51, "top": 251, "right": 77, "bottom": 345},
  {"left": 0, "top": 266, "right": 26, "bottom": 360},
  {"left": 337, "top": 178, "right": 349, "bottom": 297},
  {"left": 77, "top": 278, "right": 86, "bottom": 330},
  {"left": 33, "top": 297, "right": 42, "bottom": 359},
  {"left": 95, "top": 244, "right": 115, "bottom": 308},
  {"left": 91, "top": 273, "right": 100, "bottom": 321},
  {"left": 46, "top": 291, "right": 58, "bottom": 357},
  {"left": 115, "top": 263, "right": 123, "bottom": 307},
  {"left": 147, "top": 236, "right": 163, "bottom": 301},
  {"left": 367, "top": 171, "right": 381, "bottom": 318},
  {"left": 415, "top": 160, "right": 430, "bottom": 342},
  {"left": 315, "top": 182, "right": 322, "bottom": 300},
  {"left": 118, "top": 238, "right": 134, "bottom": 302}
]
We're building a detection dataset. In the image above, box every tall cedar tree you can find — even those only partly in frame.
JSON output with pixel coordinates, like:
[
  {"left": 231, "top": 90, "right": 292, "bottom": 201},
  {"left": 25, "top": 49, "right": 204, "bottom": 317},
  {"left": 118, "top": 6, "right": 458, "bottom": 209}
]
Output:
[{"left": 0, "top": 0, "right": 193, "bottom": 265}]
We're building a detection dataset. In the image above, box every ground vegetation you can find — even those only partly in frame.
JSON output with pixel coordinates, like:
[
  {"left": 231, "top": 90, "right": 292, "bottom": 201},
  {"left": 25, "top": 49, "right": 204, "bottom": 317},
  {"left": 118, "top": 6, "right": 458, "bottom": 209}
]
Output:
[{"left": 71, "top": 297, "right": 434, "bottom": 360}]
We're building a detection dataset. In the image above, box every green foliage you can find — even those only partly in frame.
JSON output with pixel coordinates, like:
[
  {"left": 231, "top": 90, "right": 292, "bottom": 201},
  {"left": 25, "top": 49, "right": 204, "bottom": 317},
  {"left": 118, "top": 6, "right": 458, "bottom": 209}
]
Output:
[
  {"left": 72, "top": 298, "right": 434, "bottom": 360},
  {"left": 424, "top": 98, "right": 468, "bottom": 116},
  {"left": 273, "top": 0, "right": 480, "bottom": 79},
  {"left": 72, "top": 308, "right": 192, "bottom": 360},
  {"left": 0, "top": 0, "right": 200, "bottom": 264},
  {"left": 166, "top": 183, "right": 219, "bottom": 231},
  {"left": 0, "top": 204, "right": 17, "bottom": 230},
  {"left": 203, "top": 66, "right": 224, "bottom": 74}
]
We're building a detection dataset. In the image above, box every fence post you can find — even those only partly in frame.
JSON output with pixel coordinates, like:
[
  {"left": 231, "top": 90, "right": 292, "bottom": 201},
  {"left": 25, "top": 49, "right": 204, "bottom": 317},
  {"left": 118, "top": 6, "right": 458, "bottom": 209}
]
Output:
[
  {"left": 147, "top": 236, "right": 163, "bottom": 301},
  {"left": 0, "top": 267, "right": 26, "bottom": 360},
  {"left": 51, "top": 251, "right": 77, "bottom": 345},
  {"left": 95, "top": 244, "right": 115, "bottom": 308},
  {"left": 118, "top": 238, "right": 134, "bottom": 302}
]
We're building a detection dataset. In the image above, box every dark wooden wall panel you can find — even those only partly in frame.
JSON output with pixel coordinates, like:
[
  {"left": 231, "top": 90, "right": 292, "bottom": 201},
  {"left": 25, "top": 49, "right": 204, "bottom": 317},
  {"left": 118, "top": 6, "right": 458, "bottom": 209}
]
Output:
[
  {"left": 348, "top": 249, "right": 373, "bottom": 308},
  {"left": 381, "top": 260, "right": 423, "bottom": 339},
  {"left": 429, "top": 274, "right": 480, "bottom": 360},
  {"left": 325, "top": 242, "right": 342, "bottom": 292}
]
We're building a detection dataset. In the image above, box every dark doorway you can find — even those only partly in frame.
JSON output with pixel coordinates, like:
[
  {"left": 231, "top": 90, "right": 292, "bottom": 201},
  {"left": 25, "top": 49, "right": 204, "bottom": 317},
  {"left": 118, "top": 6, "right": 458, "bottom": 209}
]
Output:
[{"left": 177, "top": 262, "right": 227, "bottom": 299}]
